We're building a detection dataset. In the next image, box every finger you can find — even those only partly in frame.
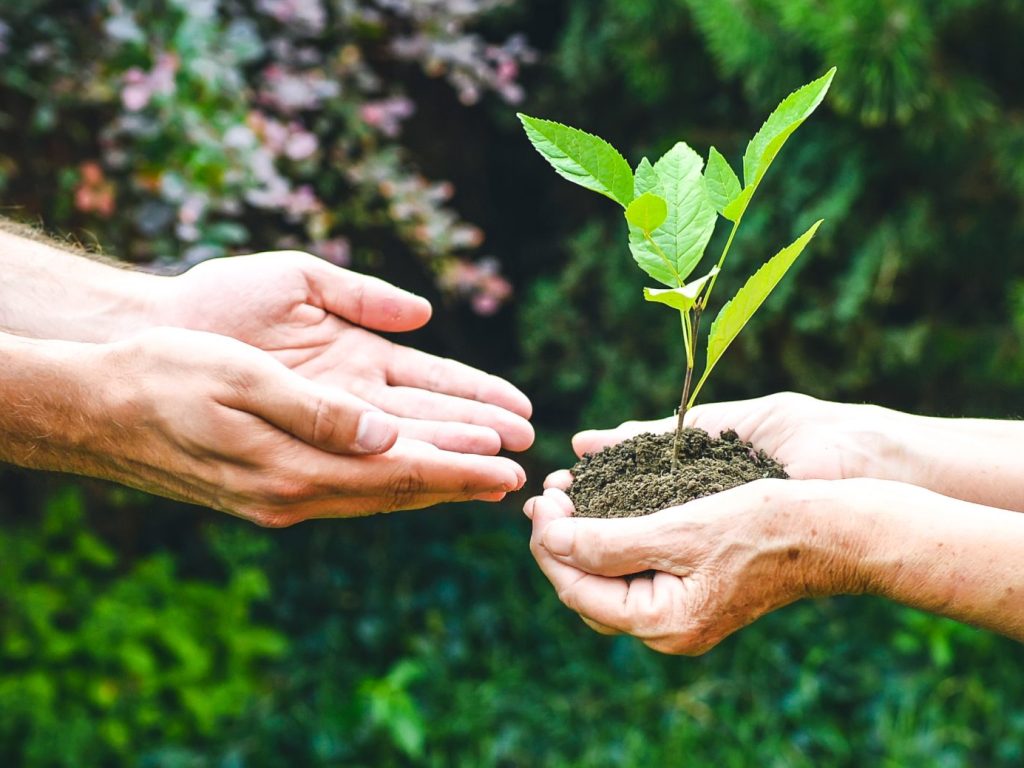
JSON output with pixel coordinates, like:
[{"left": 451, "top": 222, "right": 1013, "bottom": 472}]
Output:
[
  {"left": 395, "top": 419, "right": 502, "bottom": 455},
  {"left": 386, "top": 346, "right": 533, "bottom": 419},
  {"left": 259, "top": 484, "right": 515, "bottom": 525},
  {"left": 373, "top": 386, "right": 535, "bottom": 452},
  {"left": 303, "top": 256, "right": 433, "bottom": 332},
  {"left": 232, "top": 359, "right": 400, "bottom": 455},
  {"left": 282, "top": 438, "right": 527, "bottom": 500},
  {"left": 542, "top": 487, "right": 575, "bottom": 515},
  {"left": 530, "top": 497, "right": 632, "bottom": 630},
  {"left": 580, "top": 615, "right": 622, "bottom": 636},
  {"left": 543, "top": 469, "right": 573, "bottom": 491},
  {"left": 539, "top": 508, "right": 693, "bottom": 578},
  {"left": 571, "top": 416, "right": 675, "bottom": 457}
]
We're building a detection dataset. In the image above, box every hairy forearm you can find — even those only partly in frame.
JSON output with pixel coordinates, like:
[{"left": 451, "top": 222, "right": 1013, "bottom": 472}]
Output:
[
  {"left": 843, "top": 479, "right": 1024, "bottom": 640},
  {"left": 0, "top": 220, "right": 168, "bottom": 342},
  {"left": 0, "top": 330, "right": 103, "bottom": 473}
]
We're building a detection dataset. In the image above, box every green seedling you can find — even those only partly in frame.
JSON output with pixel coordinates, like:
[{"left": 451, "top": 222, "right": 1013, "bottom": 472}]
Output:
[{"left": 519, "top": 68, "right": 835, "bottom": 465}]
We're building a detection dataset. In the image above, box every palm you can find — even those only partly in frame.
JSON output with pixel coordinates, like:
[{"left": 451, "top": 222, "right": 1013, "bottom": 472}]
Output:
[
  {"left": 569, "top": 394, "right": 873, "bottom": 482},
  {"left": 168, "top": 252, "right": 533, "bottom": 453}
]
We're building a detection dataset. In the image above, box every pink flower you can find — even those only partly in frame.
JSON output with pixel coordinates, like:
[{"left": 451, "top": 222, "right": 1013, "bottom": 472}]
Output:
[
  {"left": 74, "top": 162, "right": 116, "bottom": 218},
  {"left": 284, "top": 129, "right": 318, "bottom": 160}
]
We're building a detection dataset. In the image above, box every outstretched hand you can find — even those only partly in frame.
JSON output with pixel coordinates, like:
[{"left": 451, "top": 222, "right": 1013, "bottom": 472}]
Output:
[
  {"left": 162, "top": 251, "right": 534, "bottom": 456},
  {"left": 86, "top": 328, "right": 525, "bottom": 526}
]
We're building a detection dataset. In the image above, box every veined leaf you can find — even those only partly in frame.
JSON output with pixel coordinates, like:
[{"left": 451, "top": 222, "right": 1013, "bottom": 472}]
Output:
[
  {"left": 741, "top": 68, "right": 836, "bottom": 189},
  {"left": 699, "top": 220, "right": 823, "bottom": 395},
  {"left": 518, "top": 114, "right": 634, "bottom": 207},
  {"left": 704, "top": 147, "right": 741, "bottom": 219},
  {"left": 634, "top": 157, "right": 659, "bottom": 195},
  {"left": 643, "top": 267, "right": 720, "bottom": 312},
  {"left": 628, "top": 239, "right": 679, "bottom": 287},
  {"left": 625, "top": 192, "right": 668, "bottom": 232},
  {"left": 628, "top": 142, "right": 718, "bottom": 285}
]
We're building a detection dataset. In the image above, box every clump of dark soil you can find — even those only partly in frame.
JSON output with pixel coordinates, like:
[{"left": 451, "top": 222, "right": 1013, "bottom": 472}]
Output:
[{"left": 568, "top": 428, "right": 787, "bottom": 519}]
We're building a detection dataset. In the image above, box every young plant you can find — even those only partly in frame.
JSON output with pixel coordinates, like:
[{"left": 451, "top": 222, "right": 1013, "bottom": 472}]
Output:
[{"left": 519, "top": 68, "right": 835, "bottom": 464}]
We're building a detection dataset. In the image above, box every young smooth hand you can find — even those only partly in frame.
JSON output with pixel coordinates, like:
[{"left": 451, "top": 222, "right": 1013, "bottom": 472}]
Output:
[{"left": 158, "top": 251, "right": 534, "bottom": 456}]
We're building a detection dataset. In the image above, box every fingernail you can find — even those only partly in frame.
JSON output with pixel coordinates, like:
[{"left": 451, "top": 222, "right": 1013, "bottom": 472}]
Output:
[
  {"left": 543, "top": 519, "right": 575, "bottom": 557},
  {"left": 356, "top": 412, "right": 395, "bottom": 453},
  {"left": 523, "top": 498, "right": 536, "bottom": 519}
]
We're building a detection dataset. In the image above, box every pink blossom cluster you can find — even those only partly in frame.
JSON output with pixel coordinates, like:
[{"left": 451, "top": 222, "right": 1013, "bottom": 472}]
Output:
[
  {"left": 121, "top": 52, "right": 179, "bottom": 112},
  {"left": 440, "top": 257, "right": 513, "bottom": 316},
  {"left": 360, "top": 97, "right": 415, "bottom": 138},
  {"left": 82, "top": 0, "right": 528, "bottom": 313},
  {"left": 256, "top": 0, "right": 327, "bottom": 34}
]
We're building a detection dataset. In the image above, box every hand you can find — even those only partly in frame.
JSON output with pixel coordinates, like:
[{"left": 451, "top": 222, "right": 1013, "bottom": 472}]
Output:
[
  {"left": 81, "top": 327, "right": 525, "bottom": 526},
  {"left": 525, "top": 478, "right": 864, "bottom": 655},
  {"left": 160, "top": 251, "right": 534, "bottom": 455},
  {"left": 566, "top": 392, "right": 901, "bottom": 482}
]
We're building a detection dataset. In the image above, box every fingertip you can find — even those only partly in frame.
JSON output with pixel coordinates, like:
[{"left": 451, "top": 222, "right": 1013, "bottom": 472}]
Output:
[
  {"left": 473, "top": 491, "right": 507, "bottom": 502},
  {"left": 543, "top": 469, "right": 573, "bottom": 491},
  {"left": 523, "top": 496, "right": 538, "bottom": 519},
  {"left": 571, "top": 430, "right": 608, "bottom": 458},
  {"left": 500, "top": 418, "right": 536, "bottom": 453},
  {"left": 542, "top": 487, "right": 575, "bottom": 515},
  {"left": 355, "top": 411, "right": 400, "bottom": 454}
]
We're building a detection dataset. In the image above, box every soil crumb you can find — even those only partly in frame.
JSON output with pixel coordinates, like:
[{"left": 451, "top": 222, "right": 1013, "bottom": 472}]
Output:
[{"left": 567, "top": 428, "right": 787, "bottom": 519}]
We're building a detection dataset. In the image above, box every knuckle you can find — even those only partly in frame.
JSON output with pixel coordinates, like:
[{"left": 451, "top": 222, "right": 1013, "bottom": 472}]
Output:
[
  {"left": 383, "top": 469, "right": 427, "bottom": 511},
  {"left": 258, "top": 475, "right": 315, "bottom": 507},
  {"left": 310, "top": 397, "right": 338, "bottom": 446}
]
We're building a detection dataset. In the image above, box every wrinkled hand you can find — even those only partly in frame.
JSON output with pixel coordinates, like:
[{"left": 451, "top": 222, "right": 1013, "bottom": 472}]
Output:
[
  {"left": 87, "top": 328, "right": 525, "bottom": 526},
  {"left": 526, "top": 477, "right": 861, "bottom": 655},
  {"left": 565, "top": 392, "right": 896, "bottom": 482},
  {"left": 161, "top": 251, "right": 534, "bottom": 455}
]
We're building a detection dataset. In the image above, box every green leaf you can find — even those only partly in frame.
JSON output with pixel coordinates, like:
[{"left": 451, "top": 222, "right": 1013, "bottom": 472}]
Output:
[
  {"left": 643, "top": 267, "right": 720, "bottom": 312},
  {"left": 625, "top": 192, "right": 668, "bottom": 232},
  {"left": 518, "top": 114, "right": 634, "bottom": 207},
  {"left": 634, "top": 157, "right": 659, "bottom": 196},
  {"left": 703, "top": 147, "right": 741, "bottom": 219},
  {"left": 723, "top": 185, "right": 754, "bottom": 222},
  {"left": 628, "top": 142, "right": 718, "bottom": 285},
  {"left": 742, "top": 68, "right": 836, "bottom": 188},
  {"left": 701, "top": 220, "right": 823, "bottom": 392}
]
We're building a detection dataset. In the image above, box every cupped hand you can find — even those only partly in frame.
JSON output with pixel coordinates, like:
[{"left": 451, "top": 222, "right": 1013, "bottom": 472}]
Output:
[
  {"left": 85, "top": 327, "right": 525, "bottom": 526},
  {"left": 525, "top": 478, "right": 864, "bottom": 654},
  {"left": 161, "top": 251, "right": 534, "bottom": 455},
  {"left": 566, "top": 392, "right": 898, "bottom": 482}
]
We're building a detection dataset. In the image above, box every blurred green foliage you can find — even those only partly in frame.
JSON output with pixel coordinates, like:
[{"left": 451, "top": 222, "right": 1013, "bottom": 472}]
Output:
[{"left": 3, "top": 0, "right": 1024, "bottom": 765}]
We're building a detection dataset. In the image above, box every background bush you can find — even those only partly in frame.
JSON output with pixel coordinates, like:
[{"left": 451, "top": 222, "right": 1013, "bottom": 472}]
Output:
[{"left": 3, "top": 0, "right": 1024, "bottom": 764}]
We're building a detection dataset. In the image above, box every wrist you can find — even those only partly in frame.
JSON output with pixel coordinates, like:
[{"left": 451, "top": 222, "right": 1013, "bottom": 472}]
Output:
[{"left": 774, "top": 478, "right": 887, "bottom": 598}]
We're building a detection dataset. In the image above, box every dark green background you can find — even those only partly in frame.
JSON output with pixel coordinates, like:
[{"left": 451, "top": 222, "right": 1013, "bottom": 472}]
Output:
[{"left": 3, "top": 0, "right": 1024, "bottom": 764}]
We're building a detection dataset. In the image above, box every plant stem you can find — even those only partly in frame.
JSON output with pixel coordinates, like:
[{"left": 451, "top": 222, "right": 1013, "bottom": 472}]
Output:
[
  {"left": 672, "top": 306, "right": 702, "bottom": 470},
  {"left": 700, "top": 217, "right": 742, "bottom": 310}
]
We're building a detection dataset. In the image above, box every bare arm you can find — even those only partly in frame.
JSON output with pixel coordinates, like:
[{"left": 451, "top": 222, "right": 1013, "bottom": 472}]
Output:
[
  {"left": 0, "top": 220, "right": 166, "bottom": 342},
  {"left": 526, "top": 477, "right": 1024, "bottom": 654},
  {"left": 0, "top": 327, "right": 524, "bottom": 524},
  {"left": 0, "top": 221, "right": 534, "bottom": 454}
]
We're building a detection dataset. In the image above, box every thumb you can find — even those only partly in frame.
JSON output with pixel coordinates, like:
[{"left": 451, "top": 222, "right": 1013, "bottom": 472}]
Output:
[
  {"left": 540, "top": 514, "right": 679, "bottom": 577},
  {"left": 238, "top": 361, "right": 399, "bottom": 455}
]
